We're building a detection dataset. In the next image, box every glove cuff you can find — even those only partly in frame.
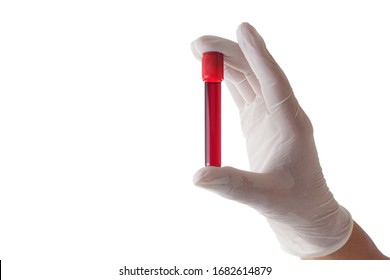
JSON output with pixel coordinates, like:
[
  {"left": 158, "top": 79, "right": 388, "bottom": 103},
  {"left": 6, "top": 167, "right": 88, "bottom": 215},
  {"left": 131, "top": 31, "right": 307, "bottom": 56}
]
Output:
[{"left": 267, "top": 205, "right": 354, "bottom": 258}]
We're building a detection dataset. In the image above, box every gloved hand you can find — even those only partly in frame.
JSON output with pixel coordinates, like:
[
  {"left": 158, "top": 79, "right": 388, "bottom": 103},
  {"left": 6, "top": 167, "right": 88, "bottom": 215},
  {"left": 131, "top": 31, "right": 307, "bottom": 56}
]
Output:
[{"left": 191, "top": 22, "right": 353, "bottom": 258}]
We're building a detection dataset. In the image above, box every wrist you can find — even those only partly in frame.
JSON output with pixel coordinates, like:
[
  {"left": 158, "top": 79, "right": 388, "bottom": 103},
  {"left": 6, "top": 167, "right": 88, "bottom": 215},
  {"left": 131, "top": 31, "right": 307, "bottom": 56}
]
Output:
[
  {"left": 267, "top": 205, "right": 353, "bottom": 258},
  {"left": 303, "top": 221, "right": 390, "bottom": 260}
]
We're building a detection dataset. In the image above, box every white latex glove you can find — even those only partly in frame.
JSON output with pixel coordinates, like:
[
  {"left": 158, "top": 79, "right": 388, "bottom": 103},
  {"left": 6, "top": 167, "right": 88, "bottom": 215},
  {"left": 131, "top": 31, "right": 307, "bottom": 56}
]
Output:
[{"left": 192, "top": 22, "right": 353, "bottom": 258}]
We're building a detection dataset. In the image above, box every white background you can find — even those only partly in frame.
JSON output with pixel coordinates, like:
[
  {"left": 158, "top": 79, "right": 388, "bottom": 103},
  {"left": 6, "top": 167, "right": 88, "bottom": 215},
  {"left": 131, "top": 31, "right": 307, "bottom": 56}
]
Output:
[{"left": 1, "top": 0, "right": 389, "bottom": 279}]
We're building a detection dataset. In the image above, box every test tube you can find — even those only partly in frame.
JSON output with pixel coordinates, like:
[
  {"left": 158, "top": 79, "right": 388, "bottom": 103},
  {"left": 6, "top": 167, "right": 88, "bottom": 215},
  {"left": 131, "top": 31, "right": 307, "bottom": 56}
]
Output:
[{"left": 202, "top": 52, "right": 224, "bottom": 167}]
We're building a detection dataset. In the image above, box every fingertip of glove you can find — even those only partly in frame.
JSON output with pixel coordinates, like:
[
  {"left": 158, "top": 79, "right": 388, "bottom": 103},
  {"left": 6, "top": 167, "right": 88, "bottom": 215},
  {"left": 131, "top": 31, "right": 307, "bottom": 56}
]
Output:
[
  {"left": 191, "top": 35, "right": 221, "bottom": 61},
  {"left": 192, "top": 166, "right": 215, "bottom": 186},
  {"left": 237, "top": 22, "right": 254, "bottom": 38},
  {"left": 193, "top": 167, "right": 206, "bottom": 186},
  {"left": 236, "top": 22, "right": 266, "bottom": 49},
  {"left": 237, "top": 22, "right": 253, "bottom": 33},
  {"left": 190, "top": 39, "right": 202, "bottom": 60},
  {"left": 192, "top": 166, "right": 231, "bottom": 187}
]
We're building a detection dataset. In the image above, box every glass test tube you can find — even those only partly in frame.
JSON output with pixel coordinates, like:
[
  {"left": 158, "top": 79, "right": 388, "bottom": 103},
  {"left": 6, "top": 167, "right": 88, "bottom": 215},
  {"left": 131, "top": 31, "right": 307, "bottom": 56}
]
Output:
[{"left": 202, "top": 52, "right": 224, "bottom": 167}]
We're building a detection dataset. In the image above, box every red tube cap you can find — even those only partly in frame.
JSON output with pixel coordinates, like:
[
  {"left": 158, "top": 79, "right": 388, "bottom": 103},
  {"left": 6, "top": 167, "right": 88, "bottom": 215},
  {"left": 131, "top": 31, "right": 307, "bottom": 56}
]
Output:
[{"left": 202, "top": 52, "right": 224, "bottom": 82}]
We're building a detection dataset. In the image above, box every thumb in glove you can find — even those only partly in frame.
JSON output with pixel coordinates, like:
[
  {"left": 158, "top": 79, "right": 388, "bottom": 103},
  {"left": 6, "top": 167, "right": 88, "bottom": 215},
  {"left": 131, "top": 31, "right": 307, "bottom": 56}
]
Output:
[{"left": 193, "top": 166, "right": 352, "bottom": 258}]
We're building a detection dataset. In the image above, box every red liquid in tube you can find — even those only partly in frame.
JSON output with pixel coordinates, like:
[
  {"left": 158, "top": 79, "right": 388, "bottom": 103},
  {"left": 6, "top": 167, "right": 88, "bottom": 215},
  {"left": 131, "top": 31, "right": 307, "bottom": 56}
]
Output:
[
  {"left": 202, "top": 52, "right": 224, "bottom": 167},
  {"left": 205, "top": 82, "right": 221, "bottom": 166}
]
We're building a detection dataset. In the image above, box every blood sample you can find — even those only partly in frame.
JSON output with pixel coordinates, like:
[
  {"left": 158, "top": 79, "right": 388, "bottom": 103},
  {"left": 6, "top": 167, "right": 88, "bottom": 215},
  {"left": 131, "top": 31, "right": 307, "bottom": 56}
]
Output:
[{"left": 202, "top": 52, "right": 224, "bottom": 167}]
